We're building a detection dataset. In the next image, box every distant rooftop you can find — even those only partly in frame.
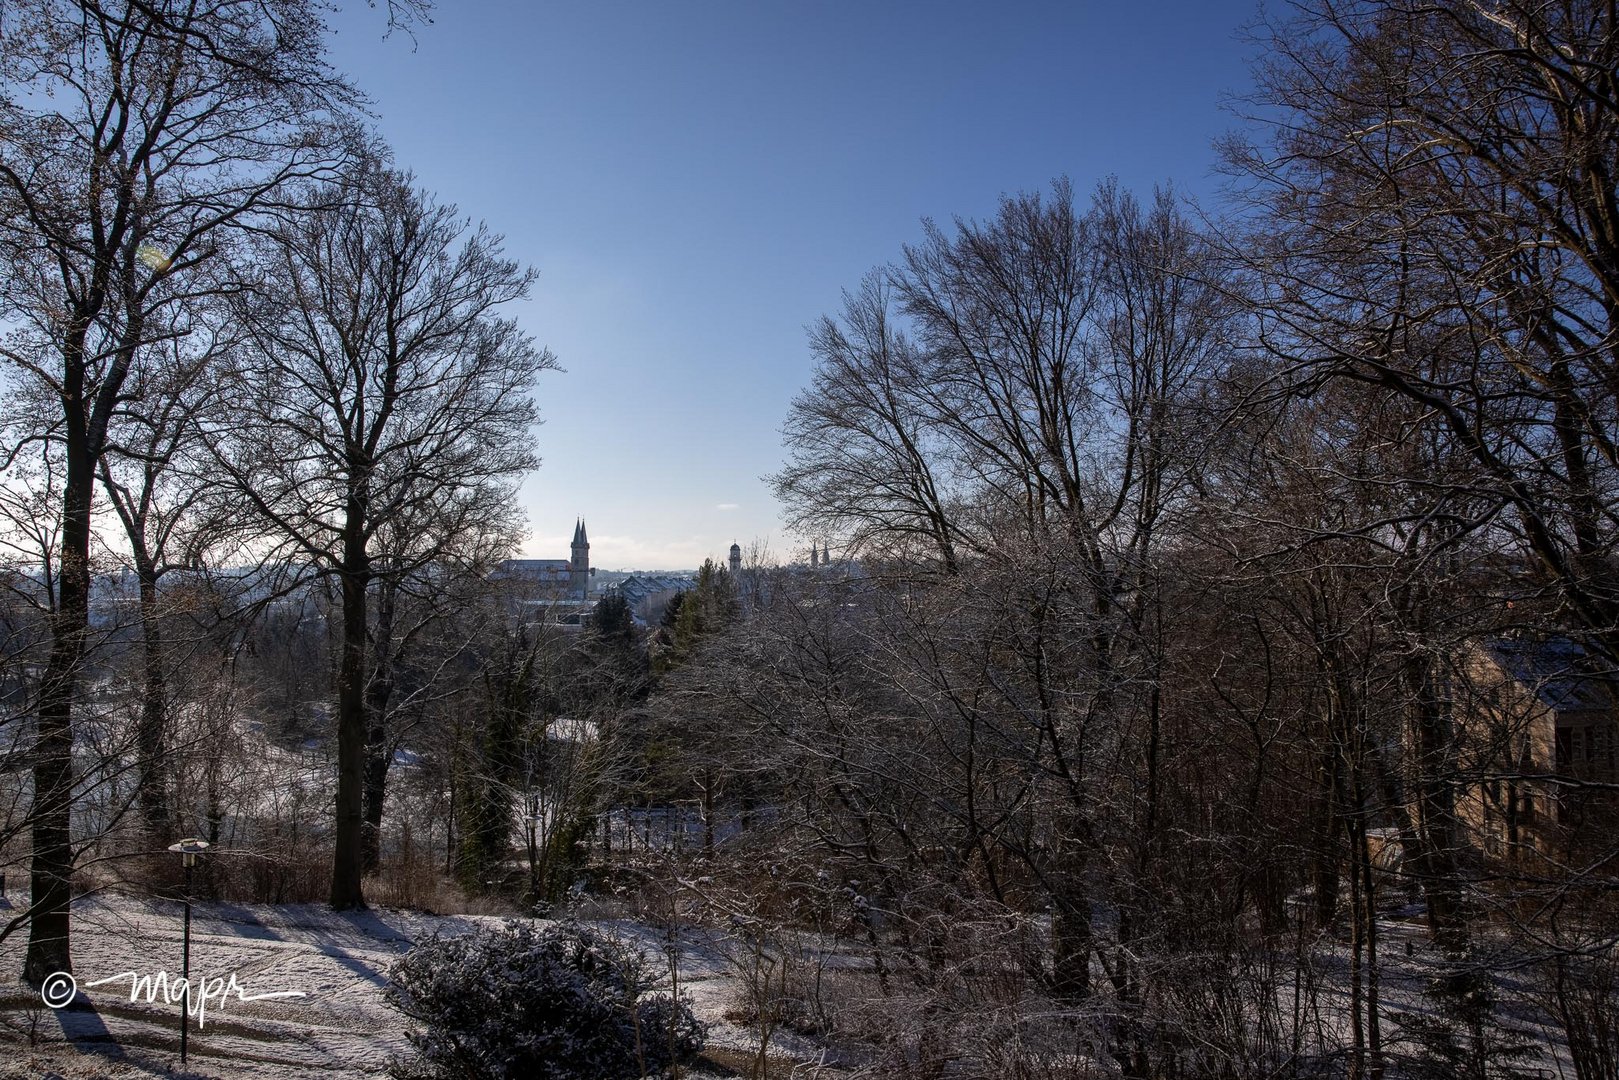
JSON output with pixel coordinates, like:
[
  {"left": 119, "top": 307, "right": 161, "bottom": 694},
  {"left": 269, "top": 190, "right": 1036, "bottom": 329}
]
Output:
[
  {"left": 494, "top": 559, "right": 570, "bottom": 581},
  {"left": 1486, "top": 636, "right": 1617, "bottom": 713}
]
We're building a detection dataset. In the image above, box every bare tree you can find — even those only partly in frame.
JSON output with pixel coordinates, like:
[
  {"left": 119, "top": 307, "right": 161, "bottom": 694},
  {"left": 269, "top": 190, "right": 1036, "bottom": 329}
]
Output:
[
  {"left": 775, "top": 275, "right": 970, "bottom": 573},
  {"left": 215, "top": 155, "right": 554, "bottom": 909},
  {"left": 1229, "top": 0, "right": 1619, "bottom": 666},
  {"left": 360, "top": 531, "right": 510, "bottom": 876},
  {"left": 0, "top": 0, "right": 357, "bottom": 982},
  {"left": 779, "top": 179, "right": 1238, "bottom": 1002},
  {"left": 96, "top": 318, "right": 243, "bottom": 838}
]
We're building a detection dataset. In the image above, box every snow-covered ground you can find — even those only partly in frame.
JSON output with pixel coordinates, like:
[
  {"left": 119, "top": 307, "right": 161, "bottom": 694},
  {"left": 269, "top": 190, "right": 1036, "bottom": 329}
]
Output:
[
  {"left": 0, "top": 893, "right": 830, "bottom": 1079},
  {"left": 0, "top": 892, "right": 1583, "bottom": 1079}
]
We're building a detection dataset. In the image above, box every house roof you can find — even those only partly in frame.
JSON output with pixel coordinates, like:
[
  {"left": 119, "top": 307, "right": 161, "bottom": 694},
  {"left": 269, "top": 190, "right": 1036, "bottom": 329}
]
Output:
[
  {"left": 494, "top": 559, "right": 571, "bottom": 581},
  {"left": 1485, "top": 637, "right": 1617, "bottom": 713},
  {"left": 609, "top": 574, "right": 694, "bottom": 607}
]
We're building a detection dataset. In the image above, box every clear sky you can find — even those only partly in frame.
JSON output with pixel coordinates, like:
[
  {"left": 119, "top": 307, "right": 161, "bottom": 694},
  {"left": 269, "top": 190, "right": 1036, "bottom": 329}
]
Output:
[{"left": 324, "top": 0, "right": 1262, "bottom": 570}]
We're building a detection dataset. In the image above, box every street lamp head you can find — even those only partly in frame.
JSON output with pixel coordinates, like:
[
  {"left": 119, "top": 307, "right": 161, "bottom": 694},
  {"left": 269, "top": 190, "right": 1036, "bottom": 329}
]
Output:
[{"left": 168, "top": 838, "right": 210, "bottom": 867}]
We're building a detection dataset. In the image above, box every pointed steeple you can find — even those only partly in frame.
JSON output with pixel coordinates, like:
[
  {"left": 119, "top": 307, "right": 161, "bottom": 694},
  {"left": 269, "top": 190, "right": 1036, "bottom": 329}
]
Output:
[{"left": 570, "top": 518, "right": 591, "bottom": 600}]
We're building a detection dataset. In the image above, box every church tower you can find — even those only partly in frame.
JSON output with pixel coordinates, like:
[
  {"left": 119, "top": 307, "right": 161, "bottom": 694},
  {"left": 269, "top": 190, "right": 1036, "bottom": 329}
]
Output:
[
  {"left": 729, "top": 542, "right": 741, "bottom": 575},
  {"left": 570, "top": 518, "right": 591, "bottom": 600}
]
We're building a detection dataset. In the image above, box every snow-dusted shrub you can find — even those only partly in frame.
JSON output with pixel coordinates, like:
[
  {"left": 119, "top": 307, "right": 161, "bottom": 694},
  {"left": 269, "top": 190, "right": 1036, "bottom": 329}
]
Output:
[
  {"left": 385, "top": 920, "right": 705, "bottom": 1079},
  {"left": 635, "top": 992, "right": 708, "bottom": 1069}
]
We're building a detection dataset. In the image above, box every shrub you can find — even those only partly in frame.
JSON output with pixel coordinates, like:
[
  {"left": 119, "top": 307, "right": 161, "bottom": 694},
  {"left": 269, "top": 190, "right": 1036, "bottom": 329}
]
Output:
[
  {"left": 635, "top": 992, "right": 708, "bottom": 1072},
  {"left": 385, "top": 920, "right": 705, "bottom": 1080}
]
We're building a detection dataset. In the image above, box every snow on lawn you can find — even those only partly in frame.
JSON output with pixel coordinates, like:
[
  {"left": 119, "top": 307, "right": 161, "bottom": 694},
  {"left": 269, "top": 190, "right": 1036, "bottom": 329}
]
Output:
[{"left": 0, "top": 893, "right": 828, "bottom": 1079}]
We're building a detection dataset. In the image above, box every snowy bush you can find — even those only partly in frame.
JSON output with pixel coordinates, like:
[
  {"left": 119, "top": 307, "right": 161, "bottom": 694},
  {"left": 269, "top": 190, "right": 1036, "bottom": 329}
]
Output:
[
  {"left": 385, "top": 920, "right": 705, "bottom": 1079},
  {"left": 635, "top": 991, "right": 709, "bottom": 1069}
]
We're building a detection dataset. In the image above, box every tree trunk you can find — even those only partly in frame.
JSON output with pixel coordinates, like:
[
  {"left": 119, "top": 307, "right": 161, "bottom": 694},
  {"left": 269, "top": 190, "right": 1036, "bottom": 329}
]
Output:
[
  {"left": 360, "top": 731, "right": 390, "bottom": 876},
  {"left": 1349, "top": 834, "right": 1365, "bottom": 1080},
  {"left": 361, "top": 578, "right": 397, "bottom": 875},
  {"left": 135, "top": 555, "right": 171, "bottom": 837},
  {"left": 1348, "top": 773, "right": 1385, "bottom": 1080},
  {"left": 1050, "top": 851, "right": 1092, "bottom": 1000},
  {"left": 25, "top": 376, "right": 95, "bottom": 984},
  {"left": 701, "top": 769, "right": 715, "bottom": 858},
  {"left": 1405, "top": 652, "right": 1468, "bottom": 952},
  {"left": 1359, "top": 818, "right": 1385, "bottom": 1080},
  {"left": 1312, "top": 744, "right": 1343, "bottom": 929},
  {"left": 330, "top": 560, "right": 369, "bottom": 910},
  {"left": 445, "top": 763, "right": 456, "bottom": 875}
]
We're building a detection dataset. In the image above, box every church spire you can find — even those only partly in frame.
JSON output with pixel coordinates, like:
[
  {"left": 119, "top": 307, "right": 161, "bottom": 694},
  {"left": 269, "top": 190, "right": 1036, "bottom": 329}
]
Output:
[{"left": 570, "top": 518, "right": 590, "bottom": 599}]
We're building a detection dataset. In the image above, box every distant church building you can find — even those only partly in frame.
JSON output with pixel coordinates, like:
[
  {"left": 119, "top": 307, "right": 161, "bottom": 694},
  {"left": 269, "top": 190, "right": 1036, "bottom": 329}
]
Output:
[
  {"left": 496, "top": 517, "right": 596, "bottom": 603},
  {"left": 729, "top": 542, "right": 741, "bottom": 574}
]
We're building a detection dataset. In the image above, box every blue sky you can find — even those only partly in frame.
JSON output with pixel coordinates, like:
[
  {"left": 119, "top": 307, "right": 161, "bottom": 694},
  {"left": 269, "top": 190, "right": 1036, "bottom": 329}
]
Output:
[{"left": 326, "top": 1, "right": 1262, "bottom": 570}]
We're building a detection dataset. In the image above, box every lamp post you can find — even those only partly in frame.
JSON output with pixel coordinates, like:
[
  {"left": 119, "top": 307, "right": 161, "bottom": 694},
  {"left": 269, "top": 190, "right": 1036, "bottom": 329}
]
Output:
[{"left": 167, "top": 838, "right": 210, "bottom": 1065}]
